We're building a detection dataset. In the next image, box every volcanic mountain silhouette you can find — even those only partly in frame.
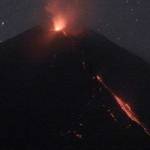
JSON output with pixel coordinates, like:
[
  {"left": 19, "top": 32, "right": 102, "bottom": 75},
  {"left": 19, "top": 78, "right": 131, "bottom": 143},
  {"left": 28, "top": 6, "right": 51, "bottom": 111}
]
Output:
[{"left": 0, "top": 25, "right": 150, "bottom": 149}]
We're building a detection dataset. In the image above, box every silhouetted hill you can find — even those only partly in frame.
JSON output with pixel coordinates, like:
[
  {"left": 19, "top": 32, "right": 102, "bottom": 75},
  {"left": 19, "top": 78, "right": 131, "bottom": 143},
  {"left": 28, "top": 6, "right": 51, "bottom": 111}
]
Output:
[{"left": 0, "top": 26, "right": 149, "bottom": 149}]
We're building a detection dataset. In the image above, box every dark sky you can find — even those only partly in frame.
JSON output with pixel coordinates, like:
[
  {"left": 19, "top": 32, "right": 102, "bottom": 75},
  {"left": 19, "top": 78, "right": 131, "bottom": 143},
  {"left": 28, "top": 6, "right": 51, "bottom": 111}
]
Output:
[{"left": 0, "top": 0, "right": 150, "bottom": 63}]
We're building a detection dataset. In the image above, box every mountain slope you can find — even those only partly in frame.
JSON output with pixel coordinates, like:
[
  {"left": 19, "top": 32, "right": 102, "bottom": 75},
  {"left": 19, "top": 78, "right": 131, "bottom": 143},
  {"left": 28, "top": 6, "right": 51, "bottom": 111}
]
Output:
[{"left": 0, "top": 26, "right": 150, "bottom": 149}]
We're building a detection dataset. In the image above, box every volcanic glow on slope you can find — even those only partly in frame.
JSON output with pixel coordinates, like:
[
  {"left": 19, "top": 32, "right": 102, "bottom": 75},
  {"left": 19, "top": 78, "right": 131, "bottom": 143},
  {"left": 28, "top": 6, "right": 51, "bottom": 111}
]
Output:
[
  {"left": 96, "top": 75, "right": 150, "bottom": 136},
  {"left": 113, "top": 94, "right": 140, "bottom": 124}
]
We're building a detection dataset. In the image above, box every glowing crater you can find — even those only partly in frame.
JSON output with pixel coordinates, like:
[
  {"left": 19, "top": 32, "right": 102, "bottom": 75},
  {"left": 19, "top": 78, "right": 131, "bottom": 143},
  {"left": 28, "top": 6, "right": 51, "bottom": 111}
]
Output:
[{"left": 53, "top": 16, "right": 66, "bottom": 32}]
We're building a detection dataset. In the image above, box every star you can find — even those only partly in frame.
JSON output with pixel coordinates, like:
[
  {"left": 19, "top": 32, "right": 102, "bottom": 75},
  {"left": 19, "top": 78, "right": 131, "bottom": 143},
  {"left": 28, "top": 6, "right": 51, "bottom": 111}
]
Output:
[{"left": 1, "top": 21, "right": 5, "bottom": 26}]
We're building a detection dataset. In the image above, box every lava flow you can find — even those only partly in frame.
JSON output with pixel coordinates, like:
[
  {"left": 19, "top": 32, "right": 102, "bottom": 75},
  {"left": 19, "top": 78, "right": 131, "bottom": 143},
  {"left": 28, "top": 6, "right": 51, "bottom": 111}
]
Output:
[{"left": 96, "top": 75, "right": 150, "bottom": 136}]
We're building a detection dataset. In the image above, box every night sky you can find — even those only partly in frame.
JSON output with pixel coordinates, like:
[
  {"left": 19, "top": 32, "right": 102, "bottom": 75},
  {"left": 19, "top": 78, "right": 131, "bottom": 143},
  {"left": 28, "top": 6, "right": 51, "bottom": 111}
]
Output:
[
  {"left": 0, "top": 1, "right": 150, "bottom": 149},
  {"left": 0, "top": 0, "right": 150, "bottom": 62}
]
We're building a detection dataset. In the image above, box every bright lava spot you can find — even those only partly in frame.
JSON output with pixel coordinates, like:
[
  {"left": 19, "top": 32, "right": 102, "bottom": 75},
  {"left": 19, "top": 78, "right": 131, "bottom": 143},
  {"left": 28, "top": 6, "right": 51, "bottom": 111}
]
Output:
[
  {"left": 96, "top": 75, "right": 103, "bottom": 82},
  {"left": 53, "top": 16, "right": 66, "bottom": 32}
]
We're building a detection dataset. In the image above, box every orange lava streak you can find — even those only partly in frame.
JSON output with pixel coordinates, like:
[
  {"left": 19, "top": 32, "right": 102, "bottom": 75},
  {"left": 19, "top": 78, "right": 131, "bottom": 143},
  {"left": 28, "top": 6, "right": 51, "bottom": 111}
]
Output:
[
  {"left": 96, "top": 75, "right": 150, "bottom": 136},
  {"left": 113, "top": 94, "right": 141, "bottom": 125}
]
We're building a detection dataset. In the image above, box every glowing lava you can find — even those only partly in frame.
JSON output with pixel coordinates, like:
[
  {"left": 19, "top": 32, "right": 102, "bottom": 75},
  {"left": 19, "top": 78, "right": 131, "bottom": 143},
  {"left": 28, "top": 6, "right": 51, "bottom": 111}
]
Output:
[
  {"left": 53, "top": 15, "right": 66, "bottom": 32},
  {"left": 96, "top": 75, "right": 150, "bottom": 136},
  {"left": 113, "top": 94, "right": 140, "bottom": 125},
  {"left": 45, "top": 1, "right": 80, "bottom": 34}
]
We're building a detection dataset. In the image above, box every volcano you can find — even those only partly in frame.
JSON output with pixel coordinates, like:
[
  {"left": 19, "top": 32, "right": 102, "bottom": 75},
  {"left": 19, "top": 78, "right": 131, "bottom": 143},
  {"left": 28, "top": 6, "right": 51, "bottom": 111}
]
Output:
[{"left": 0, "top": 25, "right": 150, "bottom": 149}]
